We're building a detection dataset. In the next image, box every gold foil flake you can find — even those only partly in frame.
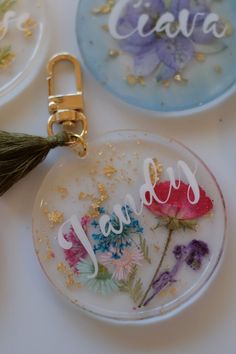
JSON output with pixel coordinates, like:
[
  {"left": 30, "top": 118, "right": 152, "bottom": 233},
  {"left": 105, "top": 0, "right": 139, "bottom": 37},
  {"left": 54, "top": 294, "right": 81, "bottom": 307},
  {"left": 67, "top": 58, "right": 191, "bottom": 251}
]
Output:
[
  {"left": 57, "top": 262, "right": 67, "bottom": 273},
  {"left": 92, "top": 0, "right": 115, "bottom": 15},
  {"left": 126, "top": 75, "right": 145, "bottom": 86},
  {"left": 22, "top": 18, "right": 37, "bottom": 38},
  {"left": 45, "top": 249, "right": 55, "bottom": 261},
  {"left": 195, "top": 52, "right": 206, "bottom": 62},
  {"left": 88, "top": 184, "right": 109, "bottom": 217},
  {"left": 0, "top": 46, "right": 15, "bottom": 69},
  {"left": 174, "top": 73, "right": 188, "bottom": 84},
  {"left": 149, "top": 158, "right": 163, "bottom": 185},
  {"left": 224, "top": 21, "right": 233, "bottom": 37},
  {"left": 161, "top": 80, "right": 170, "bottom": 88},
  {"left": 56, "top": 186, "right": 68, "bottom": 199},
  {"left": 160, "top": 286, "right": 177, "bottom": 299},
  {"left": 79, "top": 192, "right": 87, "bottom": 200},
  {"left": 47, "top": 210, "right": 64, "bottom": 228},
  {"left": 101, "top": 24, "right": 109, "bottom": 32},
  {"left": 104, "top": 165, "right": 117, "bottom": 178},
  {"left": 109, "top": 49, "right": 120, "bottom": 58},
  {"left": 106, "top": 142, "right": 113, "bottom": 148},
  {"left": 214, "top": 65, "right": 222, "bottom": 74},
  {"left": 98, "top": 183, "right": 109, "bottom": 200},
  {"left": 38, "top": 236, "right": 55, "bottom": 262},
  {"left": 57, "top": 263, "right": 80, "bottom": 288},
  {"left": 127, "top": 177, "right": 133, "bottom": 184},
  {"left": 89, "top": 167, "right": 97, "bottom": 176}
]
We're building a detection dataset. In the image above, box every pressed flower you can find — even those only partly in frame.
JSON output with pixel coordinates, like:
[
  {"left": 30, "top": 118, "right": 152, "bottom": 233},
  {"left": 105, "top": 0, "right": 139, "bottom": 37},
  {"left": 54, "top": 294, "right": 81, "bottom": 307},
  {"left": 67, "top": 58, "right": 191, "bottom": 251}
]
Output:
[
  {"left": 174, "top": 239, "right": 209, "bottom": 270},
  {"left": 139, "top": 180, "right": 213, "bottom": 307},
  {"left": 81, "top": 215, "right": 91, "bottom": 233},
  {"left": 92, "top": 205, "right": 144, "bottom": 257},
  {"left": 77, "top": 259, "right": 119, "bottom": 295},
  {"left": 146, "top": 180, "right": 213, "bottom": 226},
  {"left": 100, "top": 247, "right": 144, "bottom": 281},
  {"left": 63, "top": 226, "right": 88, "bottom": 269},
  {"left": 143, "top": 239, "right": 210, "bottom": 306},
  {"left": 114, "top": 0, "right": 227, "bottom": 80}
]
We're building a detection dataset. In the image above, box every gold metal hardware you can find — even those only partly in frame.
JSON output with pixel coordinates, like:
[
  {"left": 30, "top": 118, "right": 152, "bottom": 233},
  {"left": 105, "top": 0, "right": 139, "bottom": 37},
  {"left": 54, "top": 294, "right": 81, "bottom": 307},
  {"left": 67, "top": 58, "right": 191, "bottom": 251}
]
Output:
[{"left": 47, "top": 53, "right": 88, "bottom": 157}]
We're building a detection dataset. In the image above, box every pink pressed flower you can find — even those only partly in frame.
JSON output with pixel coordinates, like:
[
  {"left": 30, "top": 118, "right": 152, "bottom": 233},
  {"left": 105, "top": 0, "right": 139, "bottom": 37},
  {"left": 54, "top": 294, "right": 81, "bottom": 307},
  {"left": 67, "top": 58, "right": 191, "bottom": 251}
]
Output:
[
  {"left": 100, "top": 247, "right": 144, "bottom": 281},
  {"left": 146, "top": 181, "right": 213, "bottom": 220},
  {"left": 64, "top": 225, "right": 88, "bottom": 269},
  {"left": 81, "top": 215, "right": 91, "bottom": 233}
]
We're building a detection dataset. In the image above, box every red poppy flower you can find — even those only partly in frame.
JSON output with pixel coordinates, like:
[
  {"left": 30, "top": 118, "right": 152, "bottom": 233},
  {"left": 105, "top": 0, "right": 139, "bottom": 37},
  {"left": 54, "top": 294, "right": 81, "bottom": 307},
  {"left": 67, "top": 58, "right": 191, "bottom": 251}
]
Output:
[{"left": 146, "top": 181, "right": 213, "bottom": 220}]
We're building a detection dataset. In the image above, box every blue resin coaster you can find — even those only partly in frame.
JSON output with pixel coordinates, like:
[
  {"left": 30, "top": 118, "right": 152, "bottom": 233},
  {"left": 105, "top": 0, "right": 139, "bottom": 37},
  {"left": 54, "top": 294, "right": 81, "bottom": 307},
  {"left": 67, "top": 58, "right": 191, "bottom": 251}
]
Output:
[{"left": 76, "top": 0, "right": 236, "bottom": 115}]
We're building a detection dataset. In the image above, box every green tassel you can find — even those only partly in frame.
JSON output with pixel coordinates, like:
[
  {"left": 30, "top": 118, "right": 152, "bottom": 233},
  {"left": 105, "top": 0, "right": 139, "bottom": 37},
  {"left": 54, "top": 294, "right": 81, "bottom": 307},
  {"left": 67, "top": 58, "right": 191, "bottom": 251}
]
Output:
[{"left": 0, "top": 130, "right": 70, "bottom": 196}]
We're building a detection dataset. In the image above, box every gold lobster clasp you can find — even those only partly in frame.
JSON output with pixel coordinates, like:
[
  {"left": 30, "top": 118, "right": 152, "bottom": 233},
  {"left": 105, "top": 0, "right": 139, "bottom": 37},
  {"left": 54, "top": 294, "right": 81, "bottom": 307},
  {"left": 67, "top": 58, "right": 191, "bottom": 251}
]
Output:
[{"left": 47, "top": 53, "right": 88, "bottom": 156}]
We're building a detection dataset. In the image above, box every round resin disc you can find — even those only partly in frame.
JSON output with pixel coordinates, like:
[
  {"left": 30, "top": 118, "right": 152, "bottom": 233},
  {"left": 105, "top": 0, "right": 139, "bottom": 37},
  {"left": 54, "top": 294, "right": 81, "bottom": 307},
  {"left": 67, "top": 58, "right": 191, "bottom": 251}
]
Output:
[
  {"left": 32, "top": 131, "right": 226, "bottom": 323},
  {"left": 76, "top": 0, "right": 236, "bottom": 115},
  {"left": 0, "top": 0, "right": 49, "bottom": 107}
]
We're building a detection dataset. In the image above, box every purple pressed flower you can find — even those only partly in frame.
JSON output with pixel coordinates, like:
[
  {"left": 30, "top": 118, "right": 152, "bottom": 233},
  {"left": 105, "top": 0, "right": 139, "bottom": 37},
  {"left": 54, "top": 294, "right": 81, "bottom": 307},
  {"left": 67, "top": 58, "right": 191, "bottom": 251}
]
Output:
[
  {"left": 157, "top": 35, "right": 194, "bottom": 70},
  {"left": 143, "top": 271, "right": 175, "bottom": 306},
  {"left": 143, "top": 239, "right": 210, "bottom": 306},
  {"left": 173, "top": 244, "right": 188, "bottom": 260},
  {"left": 171, "top": 0, "right": 191, "bottom": 18},
  {"left": 114, "top": 0, "right": 225, "bottom": 80},
  {"left": 184, "top": 239, "right": 209, "bottom": 270}
]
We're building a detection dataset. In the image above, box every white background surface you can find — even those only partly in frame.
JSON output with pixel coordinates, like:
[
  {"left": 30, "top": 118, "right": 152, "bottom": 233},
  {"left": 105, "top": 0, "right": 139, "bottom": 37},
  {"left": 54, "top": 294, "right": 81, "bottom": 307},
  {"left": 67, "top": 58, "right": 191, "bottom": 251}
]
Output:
[{"left": 0, "top": 0, "right": 236, "bottom": 353}]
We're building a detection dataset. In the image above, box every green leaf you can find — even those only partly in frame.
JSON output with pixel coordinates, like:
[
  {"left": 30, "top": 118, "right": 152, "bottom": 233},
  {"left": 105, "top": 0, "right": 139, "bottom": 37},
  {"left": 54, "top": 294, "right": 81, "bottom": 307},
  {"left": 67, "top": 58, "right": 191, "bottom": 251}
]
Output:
[
  {"left": 119, "top": 265, "right": 137, "bottom": 292},
  {"left": 179, "top": 219, "right": 198, "bottom": 231},
  {"left": 119, "top": 266, "right": 144, "bottom": 304},
  {"left": 130, "top": 278, "right": 144, "bottom": 304},
  {"left": 139, "top": 235, "right": 151, "bottom": 264}
]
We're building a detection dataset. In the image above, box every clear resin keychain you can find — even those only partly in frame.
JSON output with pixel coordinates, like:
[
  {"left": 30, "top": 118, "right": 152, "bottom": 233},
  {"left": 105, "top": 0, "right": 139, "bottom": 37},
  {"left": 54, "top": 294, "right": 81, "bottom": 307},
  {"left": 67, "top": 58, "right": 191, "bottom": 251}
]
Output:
[{"left": 28, "top": 53, "right": 226, "bottom": 323}]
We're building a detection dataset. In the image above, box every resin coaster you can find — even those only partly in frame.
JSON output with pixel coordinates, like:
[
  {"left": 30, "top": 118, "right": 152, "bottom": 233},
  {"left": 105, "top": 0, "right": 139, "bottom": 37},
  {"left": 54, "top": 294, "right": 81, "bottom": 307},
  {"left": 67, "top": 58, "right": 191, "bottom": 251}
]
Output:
[
  {"left": 76, "top": 0, "right": 236, "bottom": 115},
  {"left": 32, "top": 131, "right": 226, "bottom": 323},
  {"left": 0, "top": 0, "right": 49, "bottom": 106}
]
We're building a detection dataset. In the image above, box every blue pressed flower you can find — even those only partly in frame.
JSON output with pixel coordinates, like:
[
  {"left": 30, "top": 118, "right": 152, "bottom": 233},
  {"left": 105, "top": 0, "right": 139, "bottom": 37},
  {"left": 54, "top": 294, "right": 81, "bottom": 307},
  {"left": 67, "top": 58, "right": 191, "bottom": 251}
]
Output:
[
  {"left": 91, "top": 219, "right": 99, "bottom": 227},
  {"left": 91, "top": 205, "right": 144, "bottom": 256},
  {"left": 98, "top": 207, "right": 105, "bottom": 214}
]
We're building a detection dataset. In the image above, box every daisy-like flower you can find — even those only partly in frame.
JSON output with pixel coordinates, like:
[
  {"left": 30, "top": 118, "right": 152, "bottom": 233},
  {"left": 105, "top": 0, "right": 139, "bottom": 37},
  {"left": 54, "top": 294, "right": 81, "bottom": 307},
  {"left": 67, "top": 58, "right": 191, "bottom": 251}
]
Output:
[
  {"left": 100, "top": 247, "right": 144, "bottom": 281},
  {"left": 76, "top": 258, "right": 119, "bottom": 295}
]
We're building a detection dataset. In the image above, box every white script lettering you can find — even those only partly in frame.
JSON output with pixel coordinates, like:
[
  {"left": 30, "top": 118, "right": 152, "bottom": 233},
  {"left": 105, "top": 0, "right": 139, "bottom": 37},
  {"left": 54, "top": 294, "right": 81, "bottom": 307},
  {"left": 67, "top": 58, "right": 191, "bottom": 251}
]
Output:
[
  {"left": 58, "top": 159, "right": 199, "bottom": 273},
  {"left": 0, "top": 11, "right": 32, "bottom": 41},
  {"left": 108, "top": 0, "right": 226, "bottom": 40}
]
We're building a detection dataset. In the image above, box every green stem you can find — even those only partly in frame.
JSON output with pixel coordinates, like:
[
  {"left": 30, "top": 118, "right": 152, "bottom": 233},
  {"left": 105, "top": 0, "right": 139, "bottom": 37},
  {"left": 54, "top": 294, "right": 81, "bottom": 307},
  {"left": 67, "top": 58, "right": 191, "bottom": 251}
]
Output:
[{"left": 138, "top": 229, "right": 173, "bottom": 308}]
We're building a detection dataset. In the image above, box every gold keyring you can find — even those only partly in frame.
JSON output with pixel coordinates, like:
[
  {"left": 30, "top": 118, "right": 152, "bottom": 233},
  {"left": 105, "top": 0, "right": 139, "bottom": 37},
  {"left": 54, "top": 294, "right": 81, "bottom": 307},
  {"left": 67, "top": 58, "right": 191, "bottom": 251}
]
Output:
[
  {"left": 66, "top": 133, "right": 88, "bottom": 158},
  {"left": 47, "top": 111, "right": 88, "bottom": 139}
]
